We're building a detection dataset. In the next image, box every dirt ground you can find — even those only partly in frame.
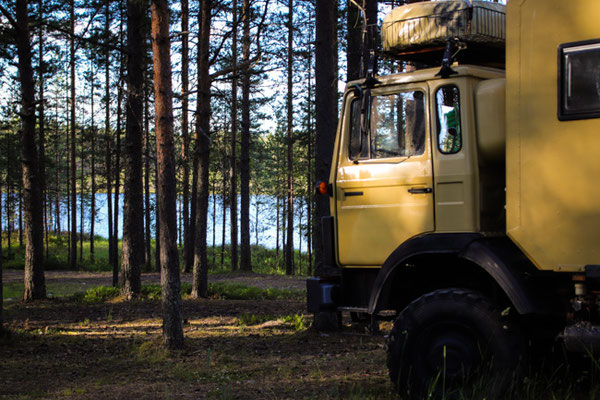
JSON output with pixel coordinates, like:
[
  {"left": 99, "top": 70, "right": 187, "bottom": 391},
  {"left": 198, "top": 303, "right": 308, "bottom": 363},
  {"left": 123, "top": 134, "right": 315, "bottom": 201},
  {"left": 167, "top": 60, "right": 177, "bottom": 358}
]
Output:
[
  {"left": 0, "top": 271, "right": 393, "bottom": 399},
  {"left": 3, "top": 269, "right": 307, "bottom": 291}
]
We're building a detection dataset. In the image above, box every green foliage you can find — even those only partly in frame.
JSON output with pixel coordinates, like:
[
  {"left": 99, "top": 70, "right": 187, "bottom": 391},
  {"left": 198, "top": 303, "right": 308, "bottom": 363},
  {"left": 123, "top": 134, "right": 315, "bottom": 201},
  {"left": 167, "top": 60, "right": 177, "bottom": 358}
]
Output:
[
  {"left": 208, "top": 244, "right": 311, "bottom": 276},
  {"left": 1, "top": 234, "right": 310, "bottom": 275},
  {"left": 141, "top": 284, "right": 162, "bottom": 299},
  {"left": 1, "top": 234, "right": 116, "bottom": 272},
  {"left": 207, "top": 282, "right": 304, "bottom": 301},
  {"left": 282, "top": 314, "right": 307, "bottom": 331},
  {"left": 235, "top": 313, "right": 306, "bottom": 330},
  {"left": 71, "top": 286, "right": 120, "bottom": 304},
  {"left": 235, "top": 313, "right": 276, "bottom": 326}
]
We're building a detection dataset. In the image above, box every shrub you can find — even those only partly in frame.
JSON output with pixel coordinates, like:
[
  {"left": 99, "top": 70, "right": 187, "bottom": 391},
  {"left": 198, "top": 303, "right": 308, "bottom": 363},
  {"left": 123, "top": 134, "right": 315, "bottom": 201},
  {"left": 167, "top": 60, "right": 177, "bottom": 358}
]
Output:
[{"left": 71, "top": 286, "right": 120, "bottom": 303}]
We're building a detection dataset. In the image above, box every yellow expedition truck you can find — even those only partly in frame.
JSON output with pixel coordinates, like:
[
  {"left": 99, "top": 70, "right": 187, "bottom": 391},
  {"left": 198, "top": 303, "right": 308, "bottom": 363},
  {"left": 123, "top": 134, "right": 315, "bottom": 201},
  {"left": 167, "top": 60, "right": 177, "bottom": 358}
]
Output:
[{"left": 307, "top": 0, "right": 600, "bottom": 394}]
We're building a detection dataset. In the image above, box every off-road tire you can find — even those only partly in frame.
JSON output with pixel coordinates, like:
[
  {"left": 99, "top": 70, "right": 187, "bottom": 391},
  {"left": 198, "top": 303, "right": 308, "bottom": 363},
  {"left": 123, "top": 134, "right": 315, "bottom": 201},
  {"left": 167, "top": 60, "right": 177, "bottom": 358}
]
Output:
[{"left": 386, "top": 288, "right": 520, "bottom": 399}]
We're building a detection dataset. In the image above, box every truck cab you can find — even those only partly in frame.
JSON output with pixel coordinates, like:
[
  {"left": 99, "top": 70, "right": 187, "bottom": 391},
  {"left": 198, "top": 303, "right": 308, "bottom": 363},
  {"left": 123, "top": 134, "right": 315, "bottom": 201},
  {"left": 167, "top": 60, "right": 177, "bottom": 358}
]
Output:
[{"left": 308, "top": 0, "right": 600, "bottom": 396}]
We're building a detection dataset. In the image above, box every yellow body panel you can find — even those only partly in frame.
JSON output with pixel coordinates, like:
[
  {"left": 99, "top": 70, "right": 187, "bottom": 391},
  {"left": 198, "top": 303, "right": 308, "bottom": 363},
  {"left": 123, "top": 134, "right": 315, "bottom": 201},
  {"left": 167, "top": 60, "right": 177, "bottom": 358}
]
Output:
[
  {"left": 430, "top": 78, "right": 482, "bottom": 232},
  {"left": 506, "top": 0, "right": 600, "bottom": 271},
  {"left": 332, "top": 67, "right": 503, "bottom": 268},
  {"left": 334, "top": 84, "right": 434, "bottom": 266}
]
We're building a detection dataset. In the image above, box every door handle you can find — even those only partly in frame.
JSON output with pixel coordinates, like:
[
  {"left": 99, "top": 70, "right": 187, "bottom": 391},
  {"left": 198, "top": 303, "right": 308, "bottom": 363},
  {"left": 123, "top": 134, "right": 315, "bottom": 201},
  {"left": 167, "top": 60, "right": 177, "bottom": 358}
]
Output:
[
  {"left": 408, "top": 187, "right": 432, "bottom": 194},
  {"left": 345, "top": 191, "right": 364, "bottom": 197}
]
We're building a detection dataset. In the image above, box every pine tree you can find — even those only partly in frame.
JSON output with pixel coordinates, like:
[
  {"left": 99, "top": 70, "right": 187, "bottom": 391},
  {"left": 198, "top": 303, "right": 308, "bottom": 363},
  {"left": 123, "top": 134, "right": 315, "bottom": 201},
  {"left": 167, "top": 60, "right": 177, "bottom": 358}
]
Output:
[
  {"left": 150, "top": 0, "right": 184, "bottom": 349},
  {"left": 0, "top": 0, "right": 46, "bottom": 300},
  {"left": 121, "top": 0, "right": 147, "bottom": 299},
  {"left": 314, "top": 0, "right": 338, "bottom": 276}
]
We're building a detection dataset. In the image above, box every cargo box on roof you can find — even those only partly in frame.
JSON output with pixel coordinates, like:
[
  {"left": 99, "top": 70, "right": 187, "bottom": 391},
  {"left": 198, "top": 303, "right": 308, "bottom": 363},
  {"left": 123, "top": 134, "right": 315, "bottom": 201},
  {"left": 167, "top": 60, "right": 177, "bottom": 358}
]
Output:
[{"left": 381, "top": 0, "right": 506, "bottom": 67}]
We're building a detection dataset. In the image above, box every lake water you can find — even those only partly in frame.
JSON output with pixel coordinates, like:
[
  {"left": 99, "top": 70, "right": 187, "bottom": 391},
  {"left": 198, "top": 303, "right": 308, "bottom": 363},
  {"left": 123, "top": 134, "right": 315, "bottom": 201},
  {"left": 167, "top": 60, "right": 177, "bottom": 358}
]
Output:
[{"left": 1, "top": 193, "right": 311, "bottom": 251}]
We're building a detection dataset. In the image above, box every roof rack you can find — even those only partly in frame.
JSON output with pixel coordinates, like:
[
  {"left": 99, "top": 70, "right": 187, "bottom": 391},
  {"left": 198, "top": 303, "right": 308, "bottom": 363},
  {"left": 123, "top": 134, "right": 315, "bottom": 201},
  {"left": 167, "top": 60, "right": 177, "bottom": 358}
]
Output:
[{"left": 381, "top": 0, "right": 506, "bottom": 69}]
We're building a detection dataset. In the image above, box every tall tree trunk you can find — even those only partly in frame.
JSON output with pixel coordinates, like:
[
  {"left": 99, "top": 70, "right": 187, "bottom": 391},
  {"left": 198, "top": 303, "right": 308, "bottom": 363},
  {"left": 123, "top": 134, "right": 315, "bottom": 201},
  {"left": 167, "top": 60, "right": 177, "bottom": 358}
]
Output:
[
  {"left": 229, "top": 0, "right": 238, "bottom": 272},
  {"left": 275, "top": 196, "right": 279, "bottom": 259},
  {"left": 79, "top": 122, "right": 86, "bottom": 263},
  {"left": 239, "top": 0, "right": 251, "bottom": 271},
  {"left": 220, "top": 187, "right": 226, "bottom": 268},
  {"left": 314, "top": 0, "right": 338, "bottom": 277},
  {"left": 6, "top": 185, "right": 11, "bottom": 252},
  {"left": 105, "top": 0, "right": 114, "bottom": 285},
  {"left": 150, "top": 0, "right": 184, "bottom": 349},
  {"left": 192, "top": 0, "right": 212, "bottom": 298},
  {"left": 306, "top": 40, "right": 313, "bottom": 275},
  {"left": 79, "top": 127, "right": 84, "bottom": 262},
  {"left": 154, "top": 152, "right": 160, "bottom": 274},
  {"left": 0, "top": 182, "right": 3, "bottom": 333},
  {"left": 10, "top": 0, "right": 46, "bottom": 300},
  {"left": 19, "top": 184, "right": 23, "bottom": 248},
  {"left": 113, "top": 4, "right": 125, "bottom": 283},
  {"left": 181, "top": 0, "right": 192, "bottom": 274},
  {"left": 38, "top": 0, "right": 48, "bottom": 258},
  {"left": 211, "top": 177, "right": 216, "bottom": 268},
  {"left": 346, "top": 0, "right": 361, "bottom": 81},
  {"left": 90, "top": 74, "right": 96, "bottom": 263},
  {"left": 121, "top": 0, "right": 147, "bottom": 299},
  {"left": 54, "top": 99, "right": 60, "bottom": 235},
  {"left": 298, "top": 203, "right": 302, "bottom": 274},
  {"left": 144, "top": 85, "right": 152, "bottom": 270},
  {"left": 285, "top": 0, "right": 294, "bottom": 276},
  {"left": 69, "top": 0, "right": 77, "bottom": 270},
  {"left": 66, "top": 101, "right": 70, "bottom": 257}
]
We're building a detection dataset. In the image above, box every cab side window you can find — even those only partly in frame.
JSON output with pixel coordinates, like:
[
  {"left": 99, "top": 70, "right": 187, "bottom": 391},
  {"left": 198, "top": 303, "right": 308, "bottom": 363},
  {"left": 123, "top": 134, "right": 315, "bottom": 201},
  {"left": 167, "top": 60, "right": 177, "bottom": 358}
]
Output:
[
  {"left": 436, "top": 85, "right": 462, "bottom": 154},
  {"left": 349, "top": 90, "right": 425, "bottom": 160}
]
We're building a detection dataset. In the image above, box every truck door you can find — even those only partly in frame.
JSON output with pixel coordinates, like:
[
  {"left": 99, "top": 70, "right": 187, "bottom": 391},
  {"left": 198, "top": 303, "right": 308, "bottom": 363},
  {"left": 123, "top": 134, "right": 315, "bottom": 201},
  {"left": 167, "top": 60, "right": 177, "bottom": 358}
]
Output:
[{"left": 335, "top": 85, "right": 434, "bottom": 267}]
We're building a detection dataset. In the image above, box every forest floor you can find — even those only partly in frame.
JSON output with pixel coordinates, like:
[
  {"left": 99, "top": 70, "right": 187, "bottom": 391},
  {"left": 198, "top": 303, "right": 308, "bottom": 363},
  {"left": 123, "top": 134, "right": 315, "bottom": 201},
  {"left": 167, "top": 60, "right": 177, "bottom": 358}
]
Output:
[{"left": 0, "top": 271, "right": 394, "bottom": 399}]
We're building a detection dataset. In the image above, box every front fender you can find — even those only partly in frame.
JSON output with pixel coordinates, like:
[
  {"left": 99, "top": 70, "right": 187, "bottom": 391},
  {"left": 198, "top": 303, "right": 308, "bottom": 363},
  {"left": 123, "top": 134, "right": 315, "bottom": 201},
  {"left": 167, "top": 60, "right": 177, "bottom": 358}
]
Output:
[
  {"left": 367, "top": 233, "right": 482, "bottom": 314},
  {"left": 367, "top": 234, "right": 548, "bottom": 315}
]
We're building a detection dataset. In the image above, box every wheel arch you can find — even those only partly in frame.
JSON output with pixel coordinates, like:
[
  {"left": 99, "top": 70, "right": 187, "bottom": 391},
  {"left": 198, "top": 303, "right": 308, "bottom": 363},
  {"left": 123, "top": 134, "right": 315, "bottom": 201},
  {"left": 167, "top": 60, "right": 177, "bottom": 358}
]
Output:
[{"left": 367, "top": 233, "right": 549, "bottom": 316}]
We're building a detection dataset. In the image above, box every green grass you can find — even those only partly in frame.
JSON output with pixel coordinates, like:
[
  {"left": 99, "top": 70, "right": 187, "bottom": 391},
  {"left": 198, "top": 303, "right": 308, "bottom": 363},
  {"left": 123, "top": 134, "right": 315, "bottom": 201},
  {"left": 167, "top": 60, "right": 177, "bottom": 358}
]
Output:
[
  {"left": 1, "top": 233, "right": 115, "bottom": 272},
  {"left": 1, "top": 233, "right": 312, "bottom": 275},
  {"left": 207, "top": 282, "right": 304, "bottom": 300},
  {"left": 2, "top": 281, "right": 102, "bottom": 301},
  {"left": 1, "top": 282, "right": 304, "bottom": 302}
]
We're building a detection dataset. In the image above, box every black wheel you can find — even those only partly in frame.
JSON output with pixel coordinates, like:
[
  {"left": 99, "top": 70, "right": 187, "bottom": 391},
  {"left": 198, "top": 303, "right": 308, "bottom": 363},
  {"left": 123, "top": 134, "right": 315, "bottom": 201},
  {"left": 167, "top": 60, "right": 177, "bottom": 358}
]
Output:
[{"left": 387, "top": 288, "right": 520, "bottom": 399}]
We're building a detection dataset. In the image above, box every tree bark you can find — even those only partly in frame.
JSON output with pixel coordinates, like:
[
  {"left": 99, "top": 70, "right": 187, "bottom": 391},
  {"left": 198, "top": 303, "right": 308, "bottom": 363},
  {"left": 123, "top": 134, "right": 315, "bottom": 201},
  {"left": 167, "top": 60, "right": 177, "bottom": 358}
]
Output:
[
  {"left": 69, "top": 0, "right": 77, "bottom": 270},
  {"left": 144, "top": 84, "right": 152, "bottom": 270},
  {"left": 150, "top": 0, "right": 184, "bottom": 349},
  {"left": 314, "top": 0, "right": 338, "bottom": 277},
  {"left": 285, "top": 0, "right": 294, "bottom": 276},
  {"left": 191, "top": 0, "right": 212, "bottom": 298},
  {"left": 12, "top": 0, "right": 46, "bottom": 300},
  {"left": 229, "top": 0, "right": 238, "bottom": 272},
  {"left": 38, "top": 0, "right": 48, "bottom": 258},
  {"left": 0, "top": 182, "right": 3, "bottom": 332},
  {"left": 239, "top": 0, "right": 251, "bottom": 271},
  {"left": 121, "top": 0, "right": 147, "bottom": 299},
  {"left": 105, "top": 0, "right": 114, "bottom": 286},
  {"left": 347, "top": 0, "right": 361, "bottom": 81},
  {"left": 113, "top": 5, "right": 125, "bottom": 285},
  {"left": 306, "top": 40, "right": 313, "bottom": 275},
  {"left": 90, "top": 74, "right": 96, "bottom": 263},
  {"left": 181, "top": 0, "right": 192, "bottom": 274},
  {"left": 79, "top": 126, "right": 84, "bottom": 262}
]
